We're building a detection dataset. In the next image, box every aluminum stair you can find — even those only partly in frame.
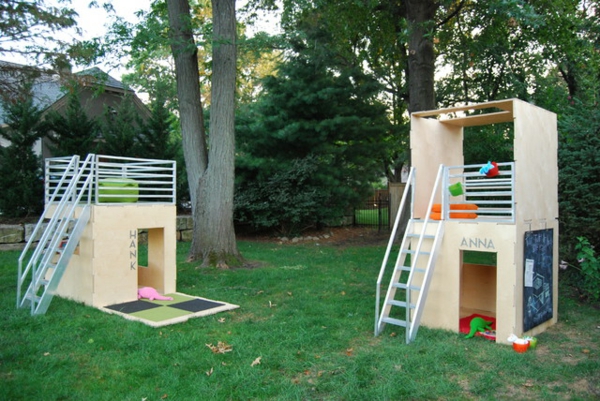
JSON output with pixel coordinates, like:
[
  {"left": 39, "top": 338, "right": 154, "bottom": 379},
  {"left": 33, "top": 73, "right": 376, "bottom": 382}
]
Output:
[
  {"left": 375, "top": 165, "right": 445, "bottom": 343},
  {"left": 17, "top": 155, "right": 94, "bottom": 315}
]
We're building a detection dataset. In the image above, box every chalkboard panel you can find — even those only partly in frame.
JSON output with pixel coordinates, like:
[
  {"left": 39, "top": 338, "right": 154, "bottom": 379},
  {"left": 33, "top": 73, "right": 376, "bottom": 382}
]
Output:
[{"left": 523, "top": 229, "right": 554, "bottom": 332}]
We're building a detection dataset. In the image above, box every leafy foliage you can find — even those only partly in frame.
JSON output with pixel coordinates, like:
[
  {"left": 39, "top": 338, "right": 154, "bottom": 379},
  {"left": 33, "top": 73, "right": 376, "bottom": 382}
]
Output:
[
  {"left": 558, "top": 98, "right": 600, "bottom": 257},
  {"left": 0, "top": 0, "right": 77, "bottom": 79},
  {"left": 574, "top": 237, "right": 600, "bottom": 302},
  {"left": 235, "top": 156, "right": 330, "bottom": 235},
  {"left": 0, "top": 84, "right": 44, "bottom": 217}
]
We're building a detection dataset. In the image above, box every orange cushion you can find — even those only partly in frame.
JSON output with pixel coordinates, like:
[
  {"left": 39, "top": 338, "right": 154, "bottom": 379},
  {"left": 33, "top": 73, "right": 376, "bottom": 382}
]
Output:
[
  {"left": 449, "top": 212, "right": 478, "bottom": 219},
  {"left": 432, "top": 203, "right": 478, "bottom": 213}
]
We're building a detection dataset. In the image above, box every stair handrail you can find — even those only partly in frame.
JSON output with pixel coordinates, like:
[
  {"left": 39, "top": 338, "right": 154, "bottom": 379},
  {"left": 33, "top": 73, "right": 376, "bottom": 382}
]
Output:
[
  {"left": 17, "top": 154, "right": 95, "bottom": 309},
  {"left": 17, "top": 155, "right": 79, "bottom": 306},
  {"left": 405, "top": 164, "right": 445, "bottom": 341},
  {"left": 31, "top": 154, "right": 95, "bottom": 284},
  {"left": 375, "top": 167, "right": 416, "bottom": 335}
]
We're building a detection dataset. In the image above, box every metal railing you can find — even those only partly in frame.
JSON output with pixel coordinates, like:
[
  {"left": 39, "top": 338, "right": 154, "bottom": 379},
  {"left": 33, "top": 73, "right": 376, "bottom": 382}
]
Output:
[
  {"left": 45, "top": 154, "right": 176, "bottom": 206},
  {"left": 375, "top": 167, "right": 415, "bottom": 335},
  {"left": 442, "top": 162, "right": 515, "bottom": 223},
  {"left": 18, "top": 154, "right": 95, "bottom": 312}
]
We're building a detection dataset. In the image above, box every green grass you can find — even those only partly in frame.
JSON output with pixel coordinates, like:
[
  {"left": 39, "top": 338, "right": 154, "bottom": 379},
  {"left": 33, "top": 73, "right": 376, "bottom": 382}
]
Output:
[
  {"left": 2, "top": 239, "right": 599, "bottom": 400},
  {"left": 354, "top": 208, "right": 389, "bottom": 226}
]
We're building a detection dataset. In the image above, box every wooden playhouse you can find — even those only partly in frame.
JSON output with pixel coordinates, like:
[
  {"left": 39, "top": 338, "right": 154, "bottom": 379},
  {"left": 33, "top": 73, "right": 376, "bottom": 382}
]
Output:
[
  {"left": 376, "top": 99, "right": 558, "bottom": 344},
  {"left": 17, "top": 154, "right": 177, "bottom": 313}
]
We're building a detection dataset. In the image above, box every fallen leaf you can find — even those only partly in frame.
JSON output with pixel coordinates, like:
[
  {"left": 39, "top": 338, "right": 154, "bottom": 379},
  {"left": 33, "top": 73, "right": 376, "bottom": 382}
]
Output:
[
  {"left": 287, "top": 292, "right": 293, "bottom": 296},
  {"left": 221, "top": 362, "right": 227, "bottom": 366},
  {"left": 251, "top": 356, "right": 262, "bottom": 367},
  {"left": 390, "top": 332, "right": 397, "bottom": 337},
  {"left": 269, "top": 301, "right": 276, "bottom": 308},
  {"left": 206, "top": 367, "right": 214, "bottom": 376},
  {"left": 218, "top": 317, "right": 226, "bottom": 323},
  {"left": 257, "top": 290, "right": 264, "bottom": 295},
  {"left": 43, "top": 352, "right": 50, "bottom": 356},
  {"left": 161, "top": 394, "right": 168, "bottom": 399},
  {"left": 341, "top": 291, "right": 346, "bottom": 295},
  {"left": 206, "top": 341, "right": 233, "bottom": 354},
  {"left": 582, "top": 349, "right": 590, "bottom": 354},
  {"left": 522, "top": 380, "right": 534, "bottom": 387},
  {"left": 345, "top": 348, "right": 354, "bottom": 356}
]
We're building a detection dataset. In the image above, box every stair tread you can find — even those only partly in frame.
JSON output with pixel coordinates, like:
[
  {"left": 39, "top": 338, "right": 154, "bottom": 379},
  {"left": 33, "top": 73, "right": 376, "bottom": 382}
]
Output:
[
  {"left": 406, "top": 233, "right": 435, "bottom": 239},
  {"left": 387, "top": 299, "right": 416, "bottom": 309},
  {"left": 382, "top": 317, "right": 407, "bottom": 327},
  {"left": 396, "top": 265, "right": 426, "bottom": 273},
  {"left": 401, "top": 249, "right": 431, "bottom": 255},
  {"left": 393, "top": 282, "right": 421, "bottom": 291}
]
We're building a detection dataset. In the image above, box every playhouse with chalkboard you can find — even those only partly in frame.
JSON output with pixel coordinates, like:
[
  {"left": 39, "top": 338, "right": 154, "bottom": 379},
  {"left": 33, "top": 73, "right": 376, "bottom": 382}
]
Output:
[{"left": 376, "top": 99, "right": 558, "bottom": 344}]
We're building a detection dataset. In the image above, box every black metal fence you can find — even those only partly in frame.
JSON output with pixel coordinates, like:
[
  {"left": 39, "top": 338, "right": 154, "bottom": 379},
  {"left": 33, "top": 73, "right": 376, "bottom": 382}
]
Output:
[{"left": 353, "top": 191, "right": 390, "bottom": 231}]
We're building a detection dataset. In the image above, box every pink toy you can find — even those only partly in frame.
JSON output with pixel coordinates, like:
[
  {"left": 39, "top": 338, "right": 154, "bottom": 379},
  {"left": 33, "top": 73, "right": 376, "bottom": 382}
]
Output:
[{"left": 137, "top": 286, "right": 173, "bottom": 301}]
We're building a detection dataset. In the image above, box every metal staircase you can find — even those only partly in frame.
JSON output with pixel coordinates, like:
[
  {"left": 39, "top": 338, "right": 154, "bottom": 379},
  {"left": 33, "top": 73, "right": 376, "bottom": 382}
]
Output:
[
  {"left": 375, "top": 165, "right": 445, "bottom": 343},
  {"left": 17, "top": 154, "right": 95, "bottom": 315}
]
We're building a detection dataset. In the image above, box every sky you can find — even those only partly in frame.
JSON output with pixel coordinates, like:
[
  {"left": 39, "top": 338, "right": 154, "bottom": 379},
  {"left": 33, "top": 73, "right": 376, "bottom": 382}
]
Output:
[{"left": 60, "top": 1, "right": 153, "bottom": 79}]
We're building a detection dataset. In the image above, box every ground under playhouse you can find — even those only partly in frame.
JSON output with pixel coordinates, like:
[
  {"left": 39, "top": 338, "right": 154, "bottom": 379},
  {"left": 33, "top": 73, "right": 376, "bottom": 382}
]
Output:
[
  {"left": 17, "top": 154, "right": 237, "bottom": 326},
  {"left": 376, "top": 99, "right": 558, "bottom": 344}
]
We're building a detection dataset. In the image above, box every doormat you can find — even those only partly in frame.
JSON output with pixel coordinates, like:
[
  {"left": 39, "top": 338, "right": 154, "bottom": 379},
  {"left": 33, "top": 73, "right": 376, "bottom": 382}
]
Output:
[
  {"left": 459, "top": 313, "right": 496, "bottom": 341},
  {"left": 101, "top": 292, "right": 239, "bottom": 327}
]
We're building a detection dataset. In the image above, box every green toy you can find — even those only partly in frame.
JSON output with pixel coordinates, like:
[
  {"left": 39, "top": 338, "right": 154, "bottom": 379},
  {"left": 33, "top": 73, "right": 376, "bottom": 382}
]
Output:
[{"left": 465, "top": 317, "right": 493, "bottom": 339}]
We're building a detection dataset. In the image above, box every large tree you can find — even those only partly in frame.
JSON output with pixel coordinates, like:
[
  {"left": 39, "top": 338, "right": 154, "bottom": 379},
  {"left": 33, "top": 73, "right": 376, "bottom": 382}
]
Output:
[{"left": 167, "top": 0, "right": 242, "bottom": 267}]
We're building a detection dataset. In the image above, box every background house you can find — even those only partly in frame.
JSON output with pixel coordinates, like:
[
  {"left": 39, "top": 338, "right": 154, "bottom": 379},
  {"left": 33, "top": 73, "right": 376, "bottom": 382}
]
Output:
[{"left": 0, "top": 60, "right": 150, "bottom": 159}]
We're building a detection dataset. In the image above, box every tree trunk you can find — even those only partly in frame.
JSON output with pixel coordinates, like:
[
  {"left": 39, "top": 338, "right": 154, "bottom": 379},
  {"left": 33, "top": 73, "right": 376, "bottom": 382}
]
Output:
[
  {"left": 405, "top": 0, "right": 438, "bottom": 113},
  {"left": 167, "top": 0, "right": 242, "bottom": 267},
  {"left": 166, "top": 0, "right": 207, "bottom": 208},
  {"left": 189, "top": 0, "right": 243, "bottom": 268}
]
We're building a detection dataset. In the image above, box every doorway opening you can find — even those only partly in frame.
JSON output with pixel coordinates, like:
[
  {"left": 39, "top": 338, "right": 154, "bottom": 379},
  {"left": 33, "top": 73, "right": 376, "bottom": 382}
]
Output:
[{"left": 460, "top": 250, "right": 497, "bottom": 319}]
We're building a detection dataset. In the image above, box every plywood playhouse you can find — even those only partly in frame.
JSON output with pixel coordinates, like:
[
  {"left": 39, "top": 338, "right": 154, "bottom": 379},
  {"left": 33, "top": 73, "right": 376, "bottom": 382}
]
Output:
[
  {"left": 17, "top": 154, "right": 237, "bottom": 325},
  {"left": 376, "top": 99, "right": 558, "bottom": 344}
]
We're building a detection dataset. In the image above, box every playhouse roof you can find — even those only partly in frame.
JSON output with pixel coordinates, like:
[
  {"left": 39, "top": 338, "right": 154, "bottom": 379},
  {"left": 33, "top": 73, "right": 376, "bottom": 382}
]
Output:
[{"left": 412, "top": 99, "right": 515, "bottom": 127}]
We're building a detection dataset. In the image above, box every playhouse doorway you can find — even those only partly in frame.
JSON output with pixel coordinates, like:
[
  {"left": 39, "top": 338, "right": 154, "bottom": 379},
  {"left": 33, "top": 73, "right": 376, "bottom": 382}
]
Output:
[
  {"left": 135, "top": 227, "right": 169, "bottom": 293},
  {"left": 460, "top": 250, "right": 497, "bottom": 319}
]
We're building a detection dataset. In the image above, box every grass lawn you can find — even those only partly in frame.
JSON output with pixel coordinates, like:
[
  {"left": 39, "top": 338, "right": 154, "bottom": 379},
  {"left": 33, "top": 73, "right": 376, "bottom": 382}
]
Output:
[{"left": 1, "top": 233, "right": 599, "bottom": 400}]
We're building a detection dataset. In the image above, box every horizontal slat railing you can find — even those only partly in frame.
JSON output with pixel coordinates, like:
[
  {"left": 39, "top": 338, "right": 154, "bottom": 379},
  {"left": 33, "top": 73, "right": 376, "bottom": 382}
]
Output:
[
  {"left": 443, "top": 162, "right": 515, "bottom": 223},
  {"left": 45, "top": 154, "right": 176, "bottom": 206}
]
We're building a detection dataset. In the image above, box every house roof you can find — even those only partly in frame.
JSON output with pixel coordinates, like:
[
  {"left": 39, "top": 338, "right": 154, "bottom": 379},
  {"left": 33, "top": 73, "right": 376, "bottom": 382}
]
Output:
[{"left": 0, "top": 61, "right": 134, "bottom": 126}]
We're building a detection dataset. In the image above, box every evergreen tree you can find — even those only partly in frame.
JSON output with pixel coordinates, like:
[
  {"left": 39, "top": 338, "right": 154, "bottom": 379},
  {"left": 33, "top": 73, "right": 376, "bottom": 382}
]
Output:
[
  {"left": 97, "top": 94, "right": 142, "bottom": 157},
  {"left": 0, "top": 85, "right": 45, "bottom": 217},
  {"left": 137, "top": 85, "right": 178, "bottom": 161},
  {"left": 558, "top": 98, "right": 600, "bottom": 253},
  {"left": 235, "top": 50, "right": 390, "bottom": 234},
  {"left": 44, "top": 86, "right": 99, "bottom": 157}
]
